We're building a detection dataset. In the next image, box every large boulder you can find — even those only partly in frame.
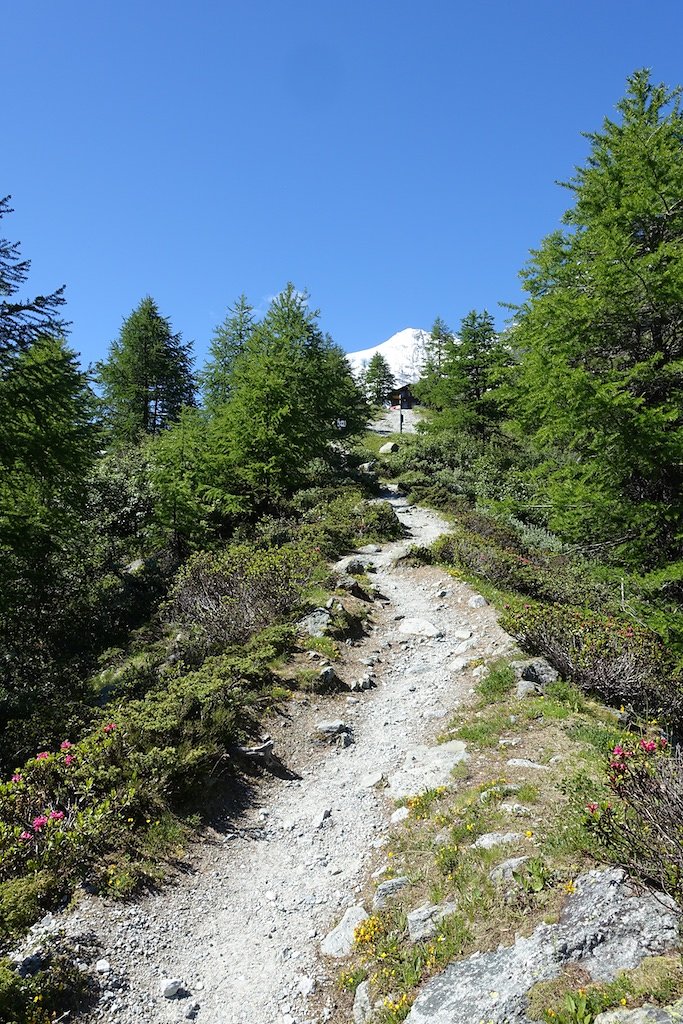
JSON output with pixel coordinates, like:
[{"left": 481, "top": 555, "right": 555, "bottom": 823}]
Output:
[
  {"left": 320, "top": 905, "right": 368, "bottom": 958},
  {"left": 388, "top": 741, "right": 467, "bottom": 800},
  {"left": 298, "top": 608, "right": 332, "bottom": 637},
  {"left": 404, "top": 869, "right": 679, "bottom": 1024}
]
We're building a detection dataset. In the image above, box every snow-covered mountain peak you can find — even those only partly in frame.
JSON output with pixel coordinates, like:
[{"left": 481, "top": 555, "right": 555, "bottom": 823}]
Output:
[{"left": 346, "top": 327, "right": 430, "bottom": 386}]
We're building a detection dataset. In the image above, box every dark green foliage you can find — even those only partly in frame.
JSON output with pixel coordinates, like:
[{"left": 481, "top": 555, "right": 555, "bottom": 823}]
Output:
[
  {"left": 217, "top": 284, "right": 368, "bottom": 506},
  {"left": 425, "top": 310, "right": 510, "bottom": 437},
  {"left": 0, "top": 196, "right": 68, "bottom": 368},
  {"left": 363, "top": 351, "right": 395, "bottom": 405},
  {"left": 413, "top": 316, "right": 453, "bottom": 408},
  {"left": 510, "top": 70, "right": 683, "bottom": 562},
  {"left": 97, "top": 296, "right": 195, "bottom": 442},
  {"left": 201, "top": 294, "right": 255, "bottom": 410}
]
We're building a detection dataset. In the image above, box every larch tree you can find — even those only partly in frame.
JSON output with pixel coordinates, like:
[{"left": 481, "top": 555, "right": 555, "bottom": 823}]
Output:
[
  {"left": 511, "top": 69, "right": 683, "bottom": 560},
  {"left": 97, "top": 296, "right": 195, "bottom": 442},
  {"left": 201, "top": 294, "right": 256, "bottom": 411},
  {"left": 364, "top": 352, "right": 395, "bottom": 405}
]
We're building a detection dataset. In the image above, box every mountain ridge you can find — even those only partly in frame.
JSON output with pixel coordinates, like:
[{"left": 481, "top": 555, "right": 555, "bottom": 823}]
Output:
[{"left": 346, "top": 327, "right": 430, "bottom": 386}]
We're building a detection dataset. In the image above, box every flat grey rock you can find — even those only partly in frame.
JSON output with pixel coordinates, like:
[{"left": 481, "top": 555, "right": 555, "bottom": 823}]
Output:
[
  {"left": 353, "top": 980, "right": 373, "bottom": 1024},
  {"left": 407, "top": 902, "right": 458, "bottom": 942},
  {"left": 399, "top": 618, "right": 443, "bottom": 638},
  {"left": 388, "top": 741, "right": 467, "bottom": 800},
  {"left": 373, "top": 876, "right": 410, "bottom": 909},
  {"left": 298, "top": 609, "right": 332, "bottom": 637},
  {"left": 489, "top": 856, "right": 529, "bottom": 884},
  {"left": 320, "top": 905, "right": 368, "bottom": 957},
  {"left": 595, "top": 1005, "right": 682, "bottom": 1023},
  {"left": 473, "top": 831, "right": 523, "bottom": 850},
  {"left": 405, "top": 869, "right": 679, "bottom": 1024},
  {"left": 467, "top": 594, "right": 488, "bottom": 608}
]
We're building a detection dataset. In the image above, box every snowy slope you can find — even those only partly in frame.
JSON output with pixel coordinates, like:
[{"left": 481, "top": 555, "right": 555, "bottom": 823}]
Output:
[{"left": 346, "top": 328, "right": 430, "bottom": 386}]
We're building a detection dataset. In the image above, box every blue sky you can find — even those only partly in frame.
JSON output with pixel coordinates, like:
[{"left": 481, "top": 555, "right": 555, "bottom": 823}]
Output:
[{"left": 4, "top": 0, "right": 683, "bottom": 368}]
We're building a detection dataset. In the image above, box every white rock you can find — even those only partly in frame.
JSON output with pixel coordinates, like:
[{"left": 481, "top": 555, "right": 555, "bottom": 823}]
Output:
[
  {"left": 161, "top": 978, "right": 183, "bottom": 999},
  {"left": 320, "top": 905, "right": 368, "bottom": 957},
  {"left": 391, "top": 806, "right": 410, "bottom": 824},
  {"left": 388, "top": 741, "right": 467, "bottom": 800},
  {"left": 353, "top": 980, "right": 373, "bottom": 1023},
  {"left": 399, "top": 618, "right": 443, "bottom": 638},
  {"left": 473, "top": 832, "right": 524, "bottom": 850},
  {"left": 361, "top": 771, "right": 386, "bottom": 789},
  {"left": 468, "top": 595, "right": 488, "bottom": 608},
  {"left": 506, "top": 758, "right": 549, "bottom": 771},
  {"left": 95, "top": 958, "right": 111, "bottom": 974}
]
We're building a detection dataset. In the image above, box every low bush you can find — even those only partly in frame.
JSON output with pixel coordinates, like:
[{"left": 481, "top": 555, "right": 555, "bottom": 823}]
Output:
[
  {"left": 501, "top": 602, "right": 682, "bottom": 724},
  {"left": 586, "top": 738, "right": 683, "bottom": 909},
  {"left": 168, "top": 542, "right": 318, "bottom": 658}
]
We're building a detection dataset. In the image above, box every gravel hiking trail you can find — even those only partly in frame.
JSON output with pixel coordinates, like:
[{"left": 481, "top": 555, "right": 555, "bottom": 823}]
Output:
[{"left": 61, "top": 491, "right": 516, "bottom": 1024}]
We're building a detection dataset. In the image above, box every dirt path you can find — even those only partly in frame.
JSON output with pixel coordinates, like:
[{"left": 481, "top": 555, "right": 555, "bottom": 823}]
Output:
[{"left": 62, "top": 492, "right": 517, "bottom": 1024}]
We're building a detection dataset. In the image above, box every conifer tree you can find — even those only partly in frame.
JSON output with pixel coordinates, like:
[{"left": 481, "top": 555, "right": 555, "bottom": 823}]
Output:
[
  {"left": 201, "top": 294, "right": 255, "bottom": 410},
  {"left": 364, "top": 352, "right": 395, "bottom": 405},
  {"left": 0, "top": 196, "right": 68, "bottom": 370},
  {"left": 219, "top": 284, "right": 367, "bottom": 506},
  {"left": 415, "top": 317, "right": 454, "bottom": 407},
  {"left": 97, "top": 297, "right": 194, "bottom": 442},
  {"left": 511, "top": 70, "right": 683, "bottom": 558},
  {"left": 434, "top": 310, "right": 507, "bottom": 437}
]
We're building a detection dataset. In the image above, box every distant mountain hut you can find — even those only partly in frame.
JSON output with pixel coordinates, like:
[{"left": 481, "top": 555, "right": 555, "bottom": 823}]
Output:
[{"left": 388, "top": 383, "right": 418, "bottom": 409}]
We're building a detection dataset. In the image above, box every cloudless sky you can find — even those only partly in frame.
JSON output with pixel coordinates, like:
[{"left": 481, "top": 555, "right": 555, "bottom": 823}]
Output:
[{"left": 4, "top": 0, "right": 683, "bottom": 368}]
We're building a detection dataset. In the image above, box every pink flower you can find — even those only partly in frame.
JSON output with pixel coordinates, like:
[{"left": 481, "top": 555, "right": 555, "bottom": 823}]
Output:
[
  {"left": 660, "top": 737, "right": 668, "bottom": 748},
  {"left": 32, "top": 815, "right": 48, "bottom": 832},
  {"left": 36, "top": 752, "right": 49, "bottom": 761},
  {"left": 103, "top": 722, "right": 117, "bottom": 734},
  {"left": 64, "top": 754, "right": 75, "bottom": 767},
  {"left": 613, "top": 745, "right": 625, "bottom": 757},
  {"left": 60, "top": 740, "right": 72, "bottom": 750},
  {"left": 49, "top": 810, "right": 65, "bottom": 821},
  {"left": 19, "top": 831, "right": 32, "bottom": 841},
  {"left": 639, "top": 739, "right": 657, "bottom": 753},
  {"left": 586, "top": 802, "right": 599, "bottom": 814},
  {"left": 11, "top": 774, "right": 21, "bottom": 784}
]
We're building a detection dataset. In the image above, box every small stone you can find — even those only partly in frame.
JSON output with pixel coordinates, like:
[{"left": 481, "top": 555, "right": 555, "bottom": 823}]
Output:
[
  {"left": 161, "top": 978, "right": 183, "bottom": 999},
  {"left": 506, "top": 758, "right": 550, "bottom": 771},
  {"left": 379, "top": 442, "right": 399, "bottom": 454},
  {"left": 361, "top": 771, "right": 386, "bottom": 789},
  {"left": 297, "top": 975, "right": 315, "bottom": 997},
  {"left": 391, "top": 806, "right": 410, "bottom": 824},
  {"left": 316, "top": 719, "right": 348, "bottom": 737},
  {"left": 312, "top": 807, "right": 332, "bottom": 829},
  {"left": 95, "top": 959, "right": 111, "bottom": 974},
  {"left": 399, "top": 618, "right": 443, "bottom": 638},
  {"left": 468, "top": 594, "right": 488, "bottom": 608},
  {"left": 489, "top": 856, "right": 530, "bottom": 884},
  {"left": 353, "top": 980, "right": 373, "bottom": 1024},
  {"left": 473, "top": 832, "right": 524, "bottom": 850},
  {"left": 407, "top": 902, "right": 458, "bottom": 942},
  {"left": 320, "top": 905, "right": 368, "bottom": 957},
  {"left": 373, "top": 876, "right": 410, "bottom": 909}
]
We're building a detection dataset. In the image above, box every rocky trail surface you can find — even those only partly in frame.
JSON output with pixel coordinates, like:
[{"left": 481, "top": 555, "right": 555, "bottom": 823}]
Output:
[{"left": 48, "top": 491, "right": 515, "bottom": 1024}]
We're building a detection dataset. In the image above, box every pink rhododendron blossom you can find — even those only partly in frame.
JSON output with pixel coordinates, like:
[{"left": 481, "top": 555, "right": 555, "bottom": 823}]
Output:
[
  {"left": 36, "top": 752, "right": 49, "bottom": 760},
  {"left": 64, "top": 754, "right": 74, "bottom": 767},
  {"left": 639, "top": 739, "right": 657, "bottom": 753},
  {"left": 103, "top": 722, "right": 117, "bottom": 734},
  {"left": 586, "top": 802, "right": 599, "bottom": 814},
  {"left": 32, "top": 815, "right": 48, "bottom": 831},
  {"left": 19, "top": 831, "right": 32, "bottom": 841},
  {"left": 60, "top": 741, "right": 73, "bottom": 750},
  {"left": 49, "top": 810, "right": 65, "bottom": 821},
  {"left": 11, "top": 774, "right": 21, "bottom": 783}
]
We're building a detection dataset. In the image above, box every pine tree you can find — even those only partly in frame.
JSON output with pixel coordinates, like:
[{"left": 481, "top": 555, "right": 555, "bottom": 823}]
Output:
[
  {"left": 201, "top": 294, "right": 255, "bottom": 410},
  {"left": 364, "top": 352, "right": 395, "bottom": 405},
  {"left": 219, "top": 284, "right": 367, "bottom": 506},
  {"left": 97, "top": 297, "right": 195, "bottom": 442},
  {"left": 511, "top": 70, "right": 683, "bottom": 559},
  {"left": 0, "top": 197, "right": 68, "bottom": 370},
  {"left": 431, "top": 310, "right": 507, "bottom": 437},
  {"left": 415, "top": 317, "right": 454, "bottom": 407}
]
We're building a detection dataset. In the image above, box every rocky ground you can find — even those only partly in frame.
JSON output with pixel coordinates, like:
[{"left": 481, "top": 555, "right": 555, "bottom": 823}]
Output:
[{"left": 14, "top": 491, "right": 681, "bottom": 1024}]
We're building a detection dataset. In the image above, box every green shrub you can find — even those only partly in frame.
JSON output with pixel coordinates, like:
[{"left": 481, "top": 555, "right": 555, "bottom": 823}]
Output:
[
  {"left": 501, "top": 601, "right": 681, "bottom": 723},
  {"left": 0, "top": 873, "right": 57, "bottom": 944},
  {"left": 168, "top": 542, "right": 318, "bottom": 657}
]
